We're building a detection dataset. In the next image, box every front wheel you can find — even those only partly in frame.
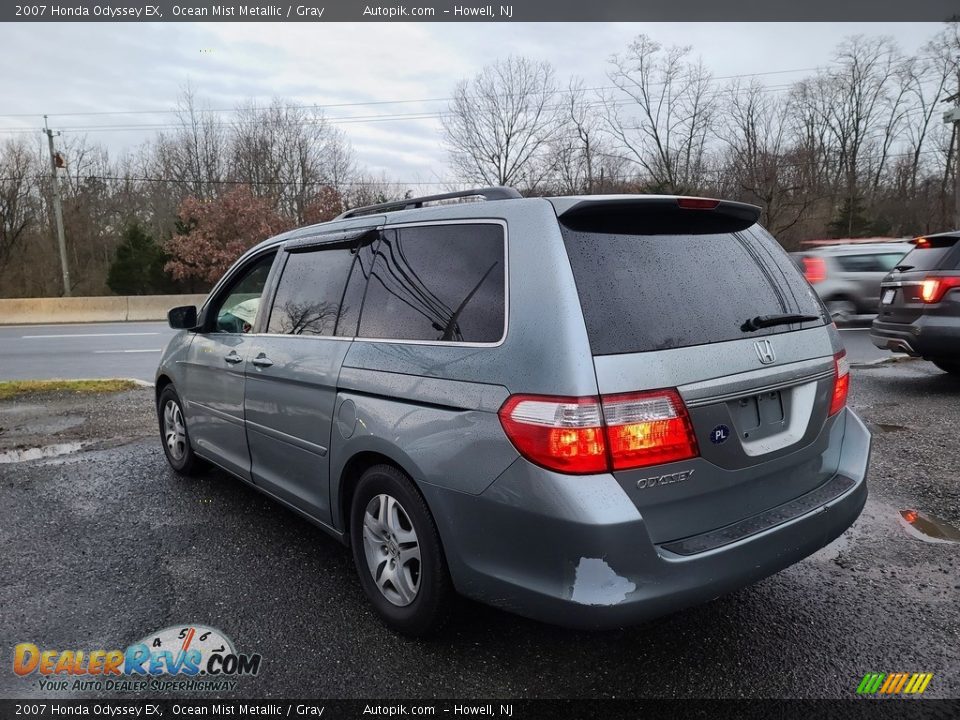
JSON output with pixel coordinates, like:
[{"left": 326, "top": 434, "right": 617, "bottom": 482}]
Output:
[
  {"left": 350, "top": 464, "right": 453, "bottom": 636},
  {"left": 932, "top": 359, "right": 960, "bottom": 375},
  {"left": 157, "top": 385, "right": 201, "bottom": 476}
]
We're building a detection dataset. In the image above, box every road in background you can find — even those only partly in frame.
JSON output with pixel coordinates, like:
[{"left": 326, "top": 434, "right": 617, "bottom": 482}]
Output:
[
  {"left": 0, "top": 322, "right": 176, "bottom": 382},
  {"left": 0, "top": 322, "right": 898, "bottom": 382}
]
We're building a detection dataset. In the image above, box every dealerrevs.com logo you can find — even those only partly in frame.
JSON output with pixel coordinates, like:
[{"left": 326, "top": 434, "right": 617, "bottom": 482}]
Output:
[{"left": 13, "top": 625, "right": 262, "bottom": 693}]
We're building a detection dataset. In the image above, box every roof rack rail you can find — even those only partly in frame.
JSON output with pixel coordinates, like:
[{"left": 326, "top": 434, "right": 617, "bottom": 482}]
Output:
[{"left": 335, "top": 186, "right": 522, "bottom": 220}]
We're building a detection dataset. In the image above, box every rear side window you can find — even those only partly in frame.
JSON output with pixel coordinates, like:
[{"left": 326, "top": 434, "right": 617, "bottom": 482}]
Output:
[
  {"left": 267, "top": 245, "right": 355, "bottom": 336},
  {"left": 834, "top": 254, "right": 875, "bottom": 272},
  {"left": 877, "top": 252, "right": 909, "bottom": 271},
  {"left": 561, "top": 223, "right": 825, "bottom": 356},
  {"left": 834, "top": 253, "right": 905, "bottom": 272},
  {"left": 898, "top": 238, "right": 959, "bottom": 271},
  {"left": 358, "top": 223, "right": 505, "bottom": 343}
]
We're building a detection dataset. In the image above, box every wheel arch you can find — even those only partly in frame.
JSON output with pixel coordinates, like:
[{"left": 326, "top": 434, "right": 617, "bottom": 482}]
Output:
[
  {"left": 334, "top": 443, "right": 429, "bottom": 547},
  {"left": 155, "top": 373, "right": 173, "bottom": 405}
]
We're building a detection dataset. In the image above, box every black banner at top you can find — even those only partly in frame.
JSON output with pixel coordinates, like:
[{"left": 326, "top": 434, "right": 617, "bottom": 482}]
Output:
[{"left": 2, "top": 0, "right": 959, "bottom": 22}]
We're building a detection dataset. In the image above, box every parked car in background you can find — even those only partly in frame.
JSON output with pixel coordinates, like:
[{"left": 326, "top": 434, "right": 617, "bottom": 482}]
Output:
[
  {"left": 871, "top": 232, "right": 960, "bottom": 375},
  {"left": 156, "top": 188, "right": 870, "bottom": 635},
  {"left": 792, "top": 242, "right": 910, "bottom": 322}
]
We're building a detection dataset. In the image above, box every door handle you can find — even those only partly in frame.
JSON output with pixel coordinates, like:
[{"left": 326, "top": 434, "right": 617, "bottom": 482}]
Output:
[
  {"left": 251, "top": 354, "right": 273, "bottom": 369},
  {"left": 224, "top": 352, "right": 243, "bottom": 365}
]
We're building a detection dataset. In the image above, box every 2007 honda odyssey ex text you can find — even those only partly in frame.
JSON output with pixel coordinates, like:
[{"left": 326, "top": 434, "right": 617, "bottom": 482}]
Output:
[{"left": 157, "top": 188, "right": 871, "bottom": 635}]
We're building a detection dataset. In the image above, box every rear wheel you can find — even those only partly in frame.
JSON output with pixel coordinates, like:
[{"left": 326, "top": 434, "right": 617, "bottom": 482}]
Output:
[
  {"left": 350, "top": 464, "right": 453, "bottom": 636},
  {"left": 932, "top": 359, "right": 960, "bottom": 375},
  {"left": 157, "top": 386, "right": 201, "bottom": 476}
]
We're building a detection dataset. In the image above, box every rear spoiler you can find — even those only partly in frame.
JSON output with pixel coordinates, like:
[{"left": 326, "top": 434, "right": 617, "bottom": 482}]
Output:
[{"left": 552, "top": 196, "right": 762, "bottom": 235}]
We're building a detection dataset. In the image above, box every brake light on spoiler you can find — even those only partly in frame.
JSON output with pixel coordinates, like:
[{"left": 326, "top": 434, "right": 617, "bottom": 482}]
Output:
[
  {"left": 676, "top": 197, "right": 720, "bottom": 210},
  {"left": 498, "top": 389, "right": 699, "bottom": 475}
]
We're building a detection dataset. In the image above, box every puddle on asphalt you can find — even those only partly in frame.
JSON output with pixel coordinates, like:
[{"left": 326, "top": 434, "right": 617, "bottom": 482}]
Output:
[
  {"left": 872, "top": 423, "right": 909, "bottom": 433},
  {"left": 899, "top": 509, "right": 960, "bottom": 544},
  {"left": 0, "top": 442, "right": 86, "bottom": 464}
]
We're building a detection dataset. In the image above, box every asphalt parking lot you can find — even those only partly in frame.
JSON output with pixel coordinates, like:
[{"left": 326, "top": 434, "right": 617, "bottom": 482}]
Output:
[{"left": 1, "top": 360, "right": 958, "bottom": 699}]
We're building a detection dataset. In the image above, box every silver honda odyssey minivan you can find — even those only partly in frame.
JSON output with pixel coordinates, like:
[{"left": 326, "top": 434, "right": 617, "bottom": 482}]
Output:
[{"left": 157, "top": 188, "right": 870, "bottom": 635}]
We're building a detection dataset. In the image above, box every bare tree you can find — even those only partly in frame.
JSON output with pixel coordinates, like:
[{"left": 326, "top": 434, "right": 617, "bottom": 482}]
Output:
[
  {"left": 343, "top": 171, "right": 411, "bottom": 209},
  {"left": 904, "top": 25, "right": 959, "bottom": 195},
  {"left": 0, "top": 139, "right": 39, "bottom": 274},
  {"left": 442, "top": 56, "right": 564, "bottom": 190},
  {"left": 549, "top": 77, "right": 607, "bottom": 194},
  {"left": 603, "top": 35, "right": 717, "bottom": 193},
  {"left": 230, "top": 98, "right": 355, "bottom": 223},
  {"left": 152, "top": 85, "right": 228, "bottom": 200},
  {"left": 718, "top": 80, "right": 812, "bottom": 237}
]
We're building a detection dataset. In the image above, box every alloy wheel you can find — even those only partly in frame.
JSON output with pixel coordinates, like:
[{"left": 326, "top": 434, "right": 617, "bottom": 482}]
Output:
[
  {"left": 361, "top": 494, "right": 422, "bottom": 606},
  {"left": 163, "top": 400, "right": 187, "bottom": 461}
]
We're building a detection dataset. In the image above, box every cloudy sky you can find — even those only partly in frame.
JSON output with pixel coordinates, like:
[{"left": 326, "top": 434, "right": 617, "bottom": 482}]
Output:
[{"left": 0, "top": 22, "right": 945, "bottom": 186}]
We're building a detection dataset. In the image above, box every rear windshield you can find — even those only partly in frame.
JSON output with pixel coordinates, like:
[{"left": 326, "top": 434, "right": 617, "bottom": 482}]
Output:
[
  {"left": 897, "top": 238, "right": 959, "bottom": 272},
  {"left": 561, "top": 223, "right": 826, "bottom": 355}
]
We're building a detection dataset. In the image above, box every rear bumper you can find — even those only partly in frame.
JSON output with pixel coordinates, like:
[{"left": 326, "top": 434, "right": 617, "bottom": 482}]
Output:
[
  {"left": 870, "top": 316, "right": 960, "bottom": 358},
  {"left": 423, "top": 408, "right": 870, "bottom": 629}
]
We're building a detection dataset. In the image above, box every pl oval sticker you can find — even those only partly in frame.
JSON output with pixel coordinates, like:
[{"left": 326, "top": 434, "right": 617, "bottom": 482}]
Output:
[{"left": 710, "top": 424, "right": 730, "bottom": 445}]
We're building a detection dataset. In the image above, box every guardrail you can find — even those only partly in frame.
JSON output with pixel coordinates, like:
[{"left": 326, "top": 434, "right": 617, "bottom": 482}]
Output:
[{"left": 0, "top": 294, "right": 208, "bottom": 325}]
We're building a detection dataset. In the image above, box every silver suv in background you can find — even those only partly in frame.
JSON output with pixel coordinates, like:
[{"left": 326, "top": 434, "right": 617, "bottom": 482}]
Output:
[
  {"left": 792, "top": 242, "right": 910, "bottom": 322},
  {"left": 157, "top": 189, "right": 871, "bottom": 636}
]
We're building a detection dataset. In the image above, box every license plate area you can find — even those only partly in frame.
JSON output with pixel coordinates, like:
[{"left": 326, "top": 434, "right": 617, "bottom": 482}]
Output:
[
  {"left": 881, "top": 288, "right": 896, "bottom": 305},
  {"left": 731, "top": 390, "right": 785, "bottom": 440}
]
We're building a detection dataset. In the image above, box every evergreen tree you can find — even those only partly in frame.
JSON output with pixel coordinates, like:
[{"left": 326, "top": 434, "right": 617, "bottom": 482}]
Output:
[{"left": 107, "top": 223, "right": 177, "bottom": 295}]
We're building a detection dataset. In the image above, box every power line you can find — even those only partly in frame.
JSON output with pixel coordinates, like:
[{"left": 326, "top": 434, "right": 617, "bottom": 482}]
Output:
[
  {"left": 0, "top": 145, "right": 949, "bottom": 187},
  {"left": 0, "top": 65, "right": 827, "bottom": 121},
  {"left": 0, "top": 82, "right": 806, "bottom": 135}
]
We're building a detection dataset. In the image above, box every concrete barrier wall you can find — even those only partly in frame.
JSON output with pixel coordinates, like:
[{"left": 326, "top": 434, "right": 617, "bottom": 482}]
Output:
[{"left": 0, "top": 294, "right": 208, "bottom": 325}]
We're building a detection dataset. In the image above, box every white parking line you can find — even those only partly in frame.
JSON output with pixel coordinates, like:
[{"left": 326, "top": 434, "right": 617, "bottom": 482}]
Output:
[
  {"left": 21, "top": 332, "right": 161, "bottom": 339},
  {"left": 93, "top": 349, "right": 162, "bottom": 354}
]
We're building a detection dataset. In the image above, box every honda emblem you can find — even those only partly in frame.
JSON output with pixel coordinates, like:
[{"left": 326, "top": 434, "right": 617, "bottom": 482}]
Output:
[{"left": 754, "top": 339, "right": 776, "bottom": 364}]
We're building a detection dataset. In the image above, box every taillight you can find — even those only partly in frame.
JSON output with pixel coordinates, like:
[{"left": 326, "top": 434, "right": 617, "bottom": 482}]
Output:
[
  {"left": 920, "top": 277, "right": 960, "bottom": 304},
  {"left": 497, "top": 395, "right": 607, "bottom": 474},
  {"left": 803, "top": 256, "right": 827, "bottom": 284},
  {"left": 602, "top": 390, "right": 699, "bottom": 470},
  {"left": 829, "top": 350, "right": 849, "bottom": 416},
  {"left": 498, "top": 389, "right": 698, "bottom": 475}
]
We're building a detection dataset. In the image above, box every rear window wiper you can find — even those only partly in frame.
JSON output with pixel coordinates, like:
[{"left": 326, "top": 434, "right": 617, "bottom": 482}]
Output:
[
  {"left": 892, "top": 264, "right": 914, "bottom": 272},
  {"left": 741, "top": 313, "right": 821, "bottom": 332}
]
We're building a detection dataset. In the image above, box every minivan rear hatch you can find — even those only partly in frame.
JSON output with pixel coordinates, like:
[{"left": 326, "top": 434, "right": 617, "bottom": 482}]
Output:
[{"left": 553, "top": 197, "right": 843, "bottom": 545}]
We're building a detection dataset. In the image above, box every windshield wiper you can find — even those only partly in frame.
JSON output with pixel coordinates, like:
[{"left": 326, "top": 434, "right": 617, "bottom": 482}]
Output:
[
  {"left": 892, "top": 264, "right": 914, "bottom": 272},
  {"left": 741, "top": 313, "right": 820, "bottom": 332}
]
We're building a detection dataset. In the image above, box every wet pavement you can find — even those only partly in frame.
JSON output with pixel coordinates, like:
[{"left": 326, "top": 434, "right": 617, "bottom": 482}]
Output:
[{"left": 0, "top": 360, "right": 958, "bottom": 699}]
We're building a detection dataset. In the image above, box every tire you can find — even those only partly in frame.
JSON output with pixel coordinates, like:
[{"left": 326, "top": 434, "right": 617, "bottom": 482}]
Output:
[
  {"left": 932, "top": 360, "right": 960, "bottom": 375},
  {"left": 157, "top": 385, "right": 202, "bottom": 476},
  {"left": 350, "top": 464, "right": 453, "bottom": 636}
]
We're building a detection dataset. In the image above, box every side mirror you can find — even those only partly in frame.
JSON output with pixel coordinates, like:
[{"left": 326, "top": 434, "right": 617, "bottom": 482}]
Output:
[{"left": 167, "top": 305, "right": 198, "bottom": 330}]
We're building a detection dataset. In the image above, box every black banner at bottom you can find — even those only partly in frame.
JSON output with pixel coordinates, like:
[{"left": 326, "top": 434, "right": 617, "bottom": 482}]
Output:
[{"left": 0, "top": 699, "right": 958, "bottom": 720}]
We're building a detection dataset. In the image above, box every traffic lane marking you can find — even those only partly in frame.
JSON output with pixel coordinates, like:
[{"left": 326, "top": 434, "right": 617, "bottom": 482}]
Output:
[
  {"left": 93, "top": 349, "right": 162, "bottom": 354},
  {"left": 21, "top": 332, "right": 161, "bottom": 339}
]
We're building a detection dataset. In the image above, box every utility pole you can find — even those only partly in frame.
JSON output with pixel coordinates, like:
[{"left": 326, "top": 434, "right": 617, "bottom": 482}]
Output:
[{"left": 43, "top": 115, "right": 71, "bottom": 296}]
